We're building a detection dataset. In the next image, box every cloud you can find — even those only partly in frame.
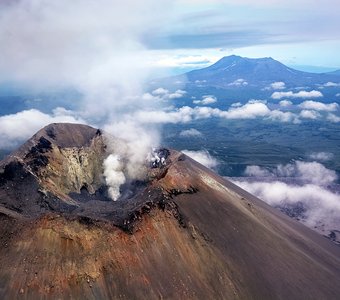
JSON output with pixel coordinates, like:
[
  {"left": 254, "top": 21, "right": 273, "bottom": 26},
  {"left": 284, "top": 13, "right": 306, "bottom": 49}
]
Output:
[
  {"left": 228, "top": 78, "right": 248, "bottom": 87},
  {"left": 0, "top": 108, "right": 86, "bottom": 149},
  {"left": 244, "top": 161, "right": 337, "bottom": 186},
  {"left": 193, "top": 95, "right": 217, "bottom": 105},
  {"left": 232, "top": 160, "right": 340, "bottom": 234},
  {"left": 266, "top": 81, "right": 286, "bottom": 90},
  {"left": 327, "top": 113, "right": 340, "bottom": 123},
  {"left": 299, "top": 100, "right": 338, "bottom": 112},
  {"left": 244, "top": 165, "right": 272, "bottom": 177},
  {"left": 323, "top": 82, "right": 340, "bottom": 87},
  {"left": 225, "top": 100, "right": 269, "bottom": 119},
  {"left": 131, "top": 97, "right": 340, "bottom": 125},
  {"left": 271, "top": 110, "right": 299, "bottom": 123},
  {"left": 231, "top": 102, "right": 242, "bottom": 107},
  {"left": 267, "top": 110, "right": 300, "bottom": 123},
  {"left": 168, "top": 89, "right": 187, "bottom": 99},
  {"left": 279, "top": 100, "right": 293, "bottom": 107},
  {"left": 232, "top": 179, "right": 340, "bottom": 234},
  {"left": 336, "top": 93, "right": 340, "bottom": 97},
  {"left": 145, "top": 88, "right": 187, "bottom": 101},
  {"left": 179, "top": 128, "right": 203, "bottom": 137},
  {"left": 182, "top": 150, "right": 218, "bottom": 169},
  {"left": 309, "top": 152, "right": 334, "bottom": 161},
  {"left": 299, "top": 110, "right": 321, "bottom": 120},
  {"left": 271, "top": 90, "right": 323, "bottom": 100},
  {"left": 152, "top": 88, "right": 169, "bottom": 95},
  {"left": 271, "top": 81, "right": 286, "bottom": 90},
  {"left": 133, "top": 100, "right": 291, "bottom": 124}
]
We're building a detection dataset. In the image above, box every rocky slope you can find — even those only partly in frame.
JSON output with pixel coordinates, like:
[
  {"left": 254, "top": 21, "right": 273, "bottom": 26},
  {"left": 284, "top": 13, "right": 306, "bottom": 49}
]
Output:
[{"left": 0, "top": 123, "right": 340, "bottom": 299}]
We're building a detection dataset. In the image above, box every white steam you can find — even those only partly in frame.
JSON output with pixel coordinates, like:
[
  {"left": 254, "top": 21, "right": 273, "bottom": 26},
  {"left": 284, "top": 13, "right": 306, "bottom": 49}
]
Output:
[{"left": 103, "top": 154, "right": 126, "bottom": 201}]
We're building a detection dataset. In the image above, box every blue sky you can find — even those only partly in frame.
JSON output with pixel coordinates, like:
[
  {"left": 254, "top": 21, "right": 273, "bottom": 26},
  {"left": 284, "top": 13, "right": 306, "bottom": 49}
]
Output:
[{"left": 146, "top": 0, "right": 340, "bottom": 72}]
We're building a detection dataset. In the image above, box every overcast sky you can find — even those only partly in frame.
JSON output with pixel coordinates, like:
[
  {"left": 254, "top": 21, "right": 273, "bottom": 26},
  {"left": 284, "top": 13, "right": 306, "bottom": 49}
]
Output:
[{"left": 0, "top": 0, "right": 339, "bottom": 85}]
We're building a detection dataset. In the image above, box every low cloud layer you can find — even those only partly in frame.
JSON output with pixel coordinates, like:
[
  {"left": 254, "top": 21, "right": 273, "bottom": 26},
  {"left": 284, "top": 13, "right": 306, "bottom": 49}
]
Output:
[
  {"left": 228, "top": 78, "right": 248, "bottom": 87},
  {"left": 270, "top": 81, "right": 286, "bottom": 90},
  {"left": 309, "top": 152, "right": 334, "bottom": 161},
  {"left": 271, "top": 90, "right": 323, "bottom": 100},
  {"left": 233, "top": 179, "right": 340, "bottom": 233},
  {"left": 0, "top": 108, "right": 85, "bottom": 149},
  {"left": 144, "top": 88, "right": 187, "bottom": 101},
  {"left": 299, "top": 100, "right": 338, "bottom": 112},
  {"left": 232, "top": 161, "right": 340, "bottom": 234},
  {"left": 279, "top": 100, "right": 292, "bottom": 107},
  {"left": 244, "top": 161, "right": 337, "bottom": 185},
  {"left": 128, "top": 98, "right": 340, "bottom": 125},
  {"left": 179, "top": 128, "right": 203, "bottom": 137},
  {"left": 193, "top": 95, "right": 217, "bottom": 105},
  {"left": 264, "top": 81, "right": 286, "bottom": 91}
]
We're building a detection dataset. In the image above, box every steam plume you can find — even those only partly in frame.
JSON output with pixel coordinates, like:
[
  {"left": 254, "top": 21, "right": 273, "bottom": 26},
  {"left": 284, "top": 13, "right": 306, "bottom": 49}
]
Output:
[{"left": 0, "top": 0, "right": 173, "bottom": 200}]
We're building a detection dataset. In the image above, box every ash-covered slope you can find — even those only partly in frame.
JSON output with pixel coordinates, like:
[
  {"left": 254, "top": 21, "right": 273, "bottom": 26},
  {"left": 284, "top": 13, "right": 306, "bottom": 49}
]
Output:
[{"left": 0, "top": 123, "right": 340, "bottom": 299}]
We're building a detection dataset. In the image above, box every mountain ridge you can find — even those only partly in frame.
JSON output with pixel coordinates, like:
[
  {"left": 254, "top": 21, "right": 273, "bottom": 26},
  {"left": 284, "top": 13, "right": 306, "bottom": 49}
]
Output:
[{"left": 182, "top": 55, "right": 340, "bottom": 87}]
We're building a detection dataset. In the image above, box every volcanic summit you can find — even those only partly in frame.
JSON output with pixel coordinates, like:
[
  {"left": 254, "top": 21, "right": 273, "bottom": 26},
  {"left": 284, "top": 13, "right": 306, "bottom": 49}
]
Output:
[{"left": 0, "top": 123, "right": 340, "bottom": 299}]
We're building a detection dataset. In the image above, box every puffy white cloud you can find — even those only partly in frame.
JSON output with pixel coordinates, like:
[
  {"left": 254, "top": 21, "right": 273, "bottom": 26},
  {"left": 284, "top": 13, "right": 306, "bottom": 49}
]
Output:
[
  {"left": 270, "top": 81, "right": 286, "bottom": 90},
  {"left": 271, "top": 90, "right": 323, "bottom": 99},
  {"left": 142, "top": 88, "right": 186, "bottom": 102},
  {"left": 179, "top": 128, "right": 203, "bottom": 137},
  {"left": 132, "top": 100, "right": 303, "bottom": 124},
  {"left": 244, "top": 165, "right": 272, "bottom": 177},
  {"left": 231, "top": 102, "right": 242, "bottom": 107},
  {"left": 323, "top": 82, "right": 340, "bottom": 87},
  {"left": 232, "top": 160, "right": 340, "bottom": 234},
  {"left": 152, "top": 87, "right": 169, "bottom": 95},
  {"left": 128, "top": 97, "right": 340, "bottom": 126},
  {"left": 293, "top": 161, "right": 337, "bottom": 185},
  {"left": 327, "top": 113, "right": 340, "bottom": 123},
  {"left": 267, "top": 110, "right": 300, "bottom": 123},
  {"left": 0, "top": 108, "right": 86, "bottom": 149},
  {"left": 279, "top": 100, "right": 293, "bottom": 107},
  {"left": 228, "top": 78, "right": 248, "bottom": 87},
  {"left": 299, "top": 110, "right": 321, "bottom": 119},
  {"left": 232, "top": 179, "right": 340, "bottom": 234},
  {"left": 244, "top": 161, "right": 337, "bottom": 186},
  {"left": 309, "top": 152, "right": 334, "bottom": 161},
  {"left": 168, "top": 89, "right": 187, "bottom": 99},
  {"left": 193, "top": 95, "right": 217, "bottom": 105},
  {"left": 225, "top": 101, "right": 270, "bottom": 119},
  {"left": 299, "top": 100, "right": 338, "bottom": 112},
  {"left": 182, "top": 150, "right": 218, "bottom": 169}
]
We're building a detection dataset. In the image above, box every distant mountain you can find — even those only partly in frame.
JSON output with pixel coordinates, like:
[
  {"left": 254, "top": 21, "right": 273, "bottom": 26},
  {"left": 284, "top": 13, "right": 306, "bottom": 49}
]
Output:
[{"left": 180, "top": 55, "right": 340, "bottom": 88}]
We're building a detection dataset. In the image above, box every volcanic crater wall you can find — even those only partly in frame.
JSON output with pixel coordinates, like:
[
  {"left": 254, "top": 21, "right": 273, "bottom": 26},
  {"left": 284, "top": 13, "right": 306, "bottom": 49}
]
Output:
[
  {"left": 2, "top": 124, "right": 108, "bottom": 202},
  {"left": 36, "top": 135, "right": 106, "bottom": 197}
]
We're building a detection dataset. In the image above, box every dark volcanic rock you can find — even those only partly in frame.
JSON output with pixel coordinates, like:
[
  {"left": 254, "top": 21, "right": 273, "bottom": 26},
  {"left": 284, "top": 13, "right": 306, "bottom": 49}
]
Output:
[{"left": 0, "top": 123, "right": 340, "bottom": 299}]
